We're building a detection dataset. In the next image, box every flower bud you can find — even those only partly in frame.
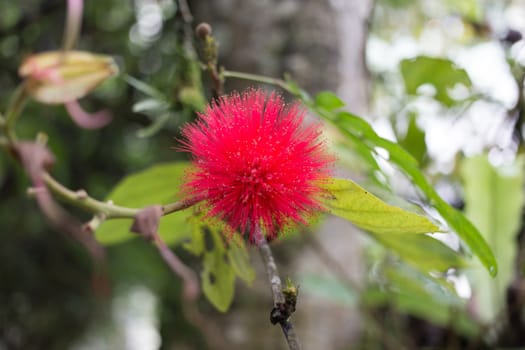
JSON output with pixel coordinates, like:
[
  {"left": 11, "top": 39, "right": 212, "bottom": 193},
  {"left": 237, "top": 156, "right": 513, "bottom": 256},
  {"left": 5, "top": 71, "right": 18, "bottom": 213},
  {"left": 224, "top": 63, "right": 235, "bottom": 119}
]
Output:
[
  {"left": 195, "top": 22, "right": 212, "bottom": 39},
  {"left": 19, "top": 51, "right": 118, "bottom": 104}
]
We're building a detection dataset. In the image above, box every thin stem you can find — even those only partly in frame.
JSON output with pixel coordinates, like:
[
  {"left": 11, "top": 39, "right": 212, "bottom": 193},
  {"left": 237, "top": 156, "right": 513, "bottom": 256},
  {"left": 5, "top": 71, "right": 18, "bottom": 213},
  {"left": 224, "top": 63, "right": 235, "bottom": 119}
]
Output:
[
  {"left": 223, "top": 70, "right": 290, "bottom": 91},
  {"left": 209, "top": 63, "right": 224, "bottom": 97},
  {"left": 257, "top": 230, "right": 302, "bottom": 350},
  {"left": 177, "top": 0, "right": 193, "bottom": 23},
  {"left": 42, "top": 172, "right": 198, "bottom": 219},
  {"left": 62, "top": 0, "right": 83, "bottom": 51},
  {"left": 151, "top": 232, "right": 228, "bottom": 349},
  {"left": 152, "top": 233, "right": 199, "bottom": 299},
  {"left": 197, "top": 28, "right": 224, "bottom": 97},
  {"left": 4, "top": 83, "right": 29, "bottom": 143},
  {"left": 42, "top": 172, "right": 140, "bottom": 218},
  {"left": 162, "top": 198, "right": 201, "bottom": 215},
  {"left": 0, "top": 136, "right": 8, "bottom": 148},
  {"left": 258, "top": 237, "right": 285, "bottom": 304}
]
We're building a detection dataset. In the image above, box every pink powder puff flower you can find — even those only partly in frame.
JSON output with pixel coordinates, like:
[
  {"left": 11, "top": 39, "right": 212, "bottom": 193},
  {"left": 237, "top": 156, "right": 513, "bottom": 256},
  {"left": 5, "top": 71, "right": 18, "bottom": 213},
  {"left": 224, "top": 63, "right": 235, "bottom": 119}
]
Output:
[{"left": 179, "top": 89, "right": 333, "bottom": 242}]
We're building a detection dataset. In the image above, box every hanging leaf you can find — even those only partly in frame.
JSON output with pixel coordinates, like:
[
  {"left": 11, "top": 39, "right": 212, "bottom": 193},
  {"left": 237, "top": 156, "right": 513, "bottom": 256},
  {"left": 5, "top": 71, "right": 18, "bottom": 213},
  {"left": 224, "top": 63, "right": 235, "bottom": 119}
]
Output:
[
  {"left": 95, "top": 162, "right": 193, "bottom": 245},
  {"left": 181, "top": 218, "right": 255, "bottom": 310},
  {"left": 182, "top": 218, "right": 206, "bottom": 256},
  {"left": 201, "top": 230, "right": 235, "bottom": 312},
  {"left": 322, "top": 178, "right": 439, "bottom": 234},
  {"left": 227, "top": 240, "right": 256, "bottom": 285},
  {"left": 461, "top": 154, "right": 525, "bottom": 322}
]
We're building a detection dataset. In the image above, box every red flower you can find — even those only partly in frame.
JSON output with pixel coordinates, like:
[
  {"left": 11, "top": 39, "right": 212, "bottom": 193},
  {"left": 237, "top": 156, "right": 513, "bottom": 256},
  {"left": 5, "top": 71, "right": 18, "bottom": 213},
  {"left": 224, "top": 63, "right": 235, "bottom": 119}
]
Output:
[{"left": 180, "top": 90, "right": 333, "bottom": 242}]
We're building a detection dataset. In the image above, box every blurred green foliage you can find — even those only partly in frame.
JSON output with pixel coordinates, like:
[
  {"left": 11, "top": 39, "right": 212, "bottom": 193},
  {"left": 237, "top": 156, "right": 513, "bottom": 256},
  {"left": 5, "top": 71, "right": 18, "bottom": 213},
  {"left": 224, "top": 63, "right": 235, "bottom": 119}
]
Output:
[
  {"left": 0, "top": 0, "right": 205, "bottom": 348},
  {"left": 2, "top": 0, "right": 525, "bottom": 349}
]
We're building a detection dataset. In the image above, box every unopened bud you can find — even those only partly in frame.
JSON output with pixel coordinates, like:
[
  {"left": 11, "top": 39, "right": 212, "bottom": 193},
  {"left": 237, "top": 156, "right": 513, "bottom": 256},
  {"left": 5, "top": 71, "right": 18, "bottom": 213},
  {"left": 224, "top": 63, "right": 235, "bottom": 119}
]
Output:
[
  {"left": 196, "top": 22, "right": 212, "bottom": 39},
  {"left": 19, "top": 51, "right": 118, "bottom": 104}
]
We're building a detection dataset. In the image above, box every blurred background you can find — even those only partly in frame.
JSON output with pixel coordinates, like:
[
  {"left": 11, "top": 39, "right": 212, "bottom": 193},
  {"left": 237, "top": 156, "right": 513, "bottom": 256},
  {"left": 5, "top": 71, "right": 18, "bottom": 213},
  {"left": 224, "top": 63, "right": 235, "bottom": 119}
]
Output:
[{"left": 1, "top": 0, "right": 525, "bottom": 349}]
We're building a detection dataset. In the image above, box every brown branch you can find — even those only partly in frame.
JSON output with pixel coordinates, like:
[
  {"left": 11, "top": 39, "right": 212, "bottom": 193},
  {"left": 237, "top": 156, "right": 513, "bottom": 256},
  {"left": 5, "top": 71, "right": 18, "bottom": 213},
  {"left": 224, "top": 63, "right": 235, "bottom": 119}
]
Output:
[
  {"left": 152, "top": 233, "right": 199, "bottom": 300},
  {"left": 151, "top": 232, "right": 228, "bottom": 349},
  {"left": 256, "top": 228, "right": 302, "bottom": 350}
]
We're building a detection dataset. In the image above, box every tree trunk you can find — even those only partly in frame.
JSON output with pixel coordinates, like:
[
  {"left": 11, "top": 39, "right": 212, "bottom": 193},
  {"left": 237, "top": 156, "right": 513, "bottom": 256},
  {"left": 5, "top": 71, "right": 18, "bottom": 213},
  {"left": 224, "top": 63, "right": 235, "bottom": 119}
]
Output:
[{"left": 192, "top": 1, "right": 374, "bottom": 348}]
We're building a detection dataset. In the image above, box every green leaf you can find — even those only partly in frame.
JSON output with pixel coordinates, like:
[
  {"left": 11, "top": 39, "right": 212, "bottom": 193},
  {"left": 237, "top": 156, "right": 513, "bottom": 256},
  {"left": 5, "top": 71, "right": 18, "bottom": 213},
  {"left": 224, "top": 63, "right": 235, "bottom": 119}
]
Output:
[
  {"left": 95, "top": 162, "right": 192, "bottom": 245},
  {"left": 132, "top": 98, "right": 169, "bottom": 113},
  {"left": 322, "top": 178, "right": 439, "bottom": 234},
  {"left": 398, "top": 113, "right": 427, "bottom": 165},
  {"left": 383, "top": 264, "right": 460, "bottom": 307},
  {"left": 183, "top": 219, "right": 254, "bottom": 311},
  {"left": 227, "top": 241, "right": 255, "bottom": 285},
  {"left": 366, "top": 264, "right": 480, "bottom": 337},
  {"left": 178, "top": 87, "right": 206, "bottom": 112},
  {"left": 461, "top": 154, "right": 525, "bottom": 322},
  {"left": 201, "top": 231, "right": 235, "bottom": 312},
  {"left": 400, "top": 56, "right": 472, "bottom": 107},
  {"left": 182, "top": 219, "right": 206, "bottom": 256},
  {"left": 302, "top": 88, "right": 497, "bottom": 276},
  {"left": 315, "top": 91, "right": 346, "bottom": 111},
  {"left": 123, "top": 74, "right": 166, "bottom": 100},
  {"left": 334, "top": 111, "right": 420, "bottom": 168},
  {"left": 136, "top": 112, "right": 173, "bottom": 138},
  {"left": 432, "top": 196, "right": 498, "bottom": 276},
  {"left": 371, "top": 233, "right": 468, "bottom": 272}
]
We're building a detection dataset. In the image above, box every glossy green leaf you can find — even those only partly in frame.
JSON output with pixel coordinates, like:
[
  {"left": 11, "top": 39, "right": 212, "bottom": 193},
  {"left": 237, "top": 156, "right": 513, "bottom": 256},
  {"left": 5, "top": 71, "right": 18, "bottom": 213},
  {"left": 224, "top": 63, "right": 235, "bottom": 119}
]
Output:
[
  {"left": 322, "top": 178, "right": 439, "bottom": 234},
  {"left": 400, "top": 56, "right": 472, "bottom": 107},
  {"left": 95, "top": 162, "right": 192, "bottom": 245},
  {"left": 371, "top": 233, "right": 468, "bottom": 272},
  {"left": 201, "top": 230, "right": 235, "bottom": 312},
  {"left": 461, "top": 155, "right": 525, "bottom": 322}
]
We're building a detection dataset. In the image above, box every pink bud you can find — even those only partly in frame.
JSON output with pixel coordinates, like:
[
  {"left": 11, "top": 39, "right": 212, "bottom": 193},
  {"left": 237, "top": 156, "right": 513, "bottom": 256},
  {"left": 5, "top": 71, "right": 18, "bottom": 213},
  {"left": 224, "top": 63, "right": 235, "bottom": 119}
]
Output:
[{"left": 19, "top": 51, "right": 118, "bottom": 104}]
